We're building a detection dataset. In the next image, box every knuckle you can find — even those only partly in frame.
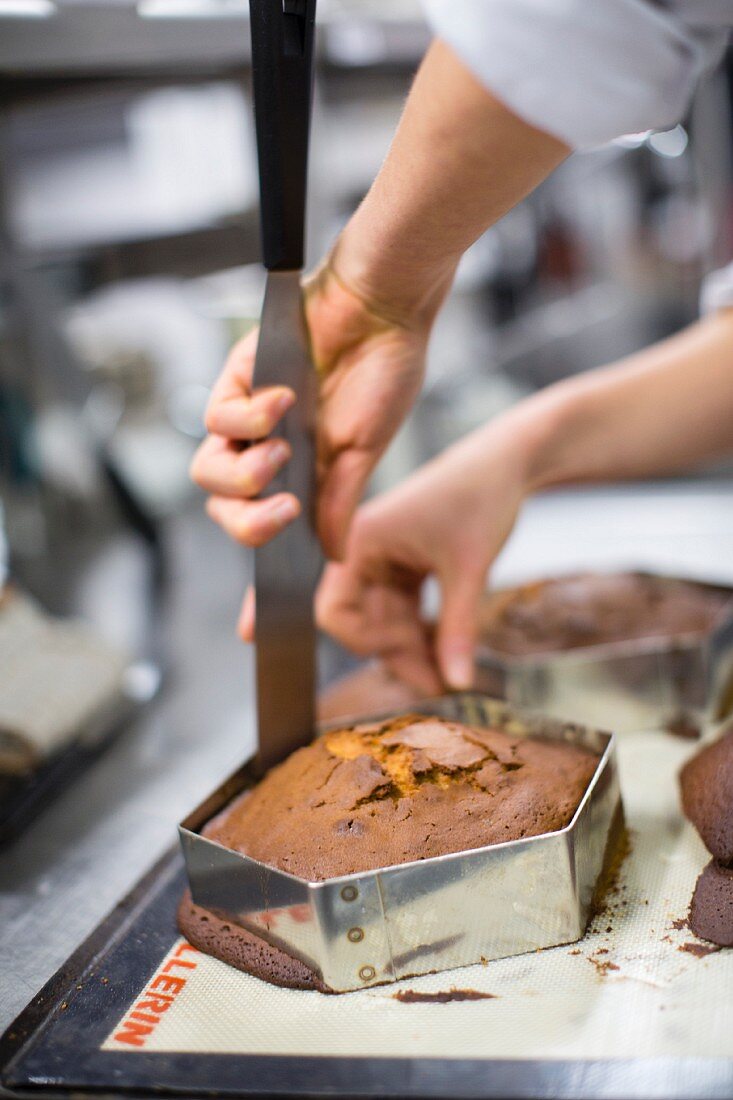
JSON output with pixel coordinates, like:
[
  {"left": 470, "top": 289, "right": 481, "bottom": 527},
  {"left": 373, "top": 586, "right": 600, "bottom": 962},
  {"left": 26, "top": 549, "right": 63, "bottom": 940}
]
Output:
[
  {"left": 314, "top": 589, "right": 332, "bottom": 628},
  {"left": 250, "top": 410, "right": 272, "bottom": 438},
  {"left": 189, "top": 450, "right": 206, "bottom": 485},
  {"left": 204, "top": 405, "right": 220, "bottom": 433},
  {"left": 235, "top": 524, "right": 254, "bottom": 546},
  {"left": 235, "top": 516, "right": 268, "bottom": 547},
  {"left": 236, "top": 467, "right": 258, "bottom": 496},
  {"left": 350, "top": 510, "right": 373, "bottom": 546}
]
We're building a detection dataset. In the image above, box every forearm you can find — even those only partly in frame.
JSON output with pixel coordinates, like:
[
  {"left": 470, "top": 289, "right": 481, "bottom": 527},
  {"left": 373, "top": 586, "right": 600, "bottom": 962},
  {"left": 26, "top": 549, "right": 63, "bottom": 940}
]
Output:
[
  {"left": 330, "top": 39, "right": 570, "bottom": 327},
  {"left": 507, "top": 310, "right": 733, "bottom": 491}
]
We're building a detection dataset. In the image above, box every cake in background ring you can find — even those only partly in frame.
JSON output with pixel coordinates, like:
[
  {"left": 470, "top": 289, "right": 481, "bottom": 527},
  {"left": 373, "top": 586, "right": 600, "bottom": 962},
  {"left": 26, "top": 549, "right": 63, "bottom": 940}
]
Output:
[
  {"left": 318, "top": 574, "right": 731, "bottom": 730},
  {"left": 478, "top": 572, "right": 729, "bottom": 658}
]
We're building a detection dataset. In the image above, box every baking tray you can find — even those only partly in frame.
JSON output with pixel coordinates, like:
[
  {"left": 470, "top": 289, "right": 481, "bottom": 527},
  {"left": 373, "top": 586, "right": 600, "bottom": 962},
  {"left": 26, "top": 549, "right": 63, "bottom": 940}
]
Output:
[
  {"left": 3, "top": 728, "right": 732, "bottom": 1099},
  {"left": 179, "top": 693, "right": 621, "bottom": 993},
  {"left": 474, "top": 573, "right": 733, "bottom": 735},
  {"left": 0, "top": 675, "right": 151, "bottom": 847},
  {"left": 4, "top": 847, "right": 732, "bottom": 1100}
]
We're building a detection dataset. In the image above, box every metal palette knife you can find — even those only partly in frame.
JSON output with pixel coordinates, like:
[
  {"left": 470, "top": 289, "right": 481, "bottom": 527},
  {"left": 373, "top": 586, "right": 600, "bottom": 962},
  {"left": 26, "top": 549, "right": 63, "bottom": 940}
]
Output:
[{"left": 249, "top": 0, "right": 322, "bottom": 774}]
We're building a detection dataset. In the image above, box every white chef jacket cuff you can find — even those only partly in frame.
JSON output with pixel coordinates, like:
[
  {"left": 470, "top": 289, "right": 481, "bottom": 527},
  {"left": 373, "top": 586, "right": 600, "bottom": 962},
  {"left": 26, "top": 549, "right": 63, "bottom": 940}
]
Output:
[
  {"left": 422, "top": 0, "right": 726, "bottom": 150},
  {"left": 700, "top": 263, "right": 733, "bottom": 315}
]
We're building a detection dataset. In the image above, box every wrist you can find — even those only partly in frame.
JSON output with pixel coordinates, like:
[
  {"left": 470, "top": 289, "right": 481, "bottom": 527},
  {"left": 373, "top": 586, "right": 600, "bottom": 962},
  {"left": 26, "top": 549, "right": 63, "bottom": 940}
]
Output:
[
  {"left": 486, "top": 385, "right": 579, "bottom": 495},
  {"left": 329, "top": 215, "right": 457, "bottom": 333}
]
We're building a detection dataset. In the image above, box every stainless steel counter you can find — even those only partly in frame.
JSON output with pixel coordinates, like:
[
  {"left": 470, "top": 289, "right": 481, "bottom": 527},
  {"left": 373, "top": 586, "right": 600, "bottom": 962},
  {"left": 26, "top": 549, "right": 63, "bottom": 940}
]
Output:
[
  {"left": 0, "top": 506, "right": 257, "bottom": 1032},
  {"left": 2, "top": 479, "right": 733, "bottom": 1034}
]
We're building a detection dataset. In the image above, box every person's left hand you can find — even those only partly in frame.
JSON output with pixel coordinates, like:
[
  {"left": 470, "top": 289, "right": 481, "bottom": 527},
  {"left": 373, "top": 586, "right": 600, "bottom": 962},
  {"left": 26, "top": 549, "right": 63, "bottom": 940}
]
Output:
[{"left": 315, "top": 423, "right": 529, "bottom": 693}]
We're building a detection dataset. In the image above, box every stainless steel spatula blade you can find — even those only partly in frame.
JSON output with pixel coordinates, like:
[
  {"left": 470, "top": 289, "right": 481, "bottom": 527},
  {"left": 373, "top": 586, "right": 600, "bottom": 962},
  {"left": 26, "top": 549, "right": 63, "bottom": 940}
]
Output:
[
  {"left": 253, "top": 271, "right": 320, "bottom": 774},
  {"left": 247, "top": 0, "right": 319, "bottom": 772}
]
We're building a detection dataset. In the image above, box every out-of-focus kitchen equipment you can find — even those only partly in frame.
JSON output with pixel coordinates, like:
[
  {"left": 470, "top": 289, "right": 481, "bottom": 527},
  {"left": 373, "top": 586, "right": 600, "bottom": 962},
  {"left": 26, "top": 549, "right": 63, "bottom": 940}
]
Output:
[{"left": 0, "top": 588, "right": 135, "bottom": 776}]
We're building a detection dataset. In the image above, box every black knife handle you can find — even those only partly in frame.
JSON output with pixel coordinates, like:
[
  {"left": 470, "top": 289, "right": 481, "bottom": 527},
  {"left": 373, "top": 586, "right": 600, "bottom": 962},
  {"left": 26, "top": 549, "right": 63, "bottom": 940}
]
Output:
[{"left": 248, "top": 0, "right": 316, "bottom": 272}]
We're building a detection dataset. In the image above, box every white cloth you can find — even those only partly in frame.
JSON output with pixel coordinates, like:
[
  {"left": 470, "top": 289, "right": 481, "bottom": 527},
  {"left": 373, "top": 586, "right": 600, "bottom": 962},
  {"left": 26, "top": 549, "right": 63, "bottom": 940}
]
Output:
[
  {"left": 422, "top": 0, "right": 730, "bottom": 150},
  {"left": 700, "top": 261, "right": 733, "bottom": 313}
]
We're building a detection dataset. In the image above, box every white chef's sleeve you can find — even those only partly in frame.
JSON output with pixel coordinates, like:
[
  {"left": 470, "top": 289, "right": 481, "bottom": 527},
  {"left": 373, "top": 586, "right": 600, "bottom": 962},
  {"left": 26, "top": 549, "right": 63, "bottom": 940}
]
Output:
[
  {"left": 700, "top": 263, "right": 733, "bottom": 314},
  {"left": 422, "top": 0, "right": 729, "bottom": 149}
]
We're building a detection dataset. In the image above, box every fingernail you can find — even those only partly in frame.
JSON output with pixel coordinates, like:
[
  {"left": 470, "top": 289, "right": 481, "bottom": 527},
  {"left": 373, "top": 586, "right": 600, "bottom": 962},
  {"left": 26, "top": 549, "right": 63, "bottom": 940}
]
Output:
[
  {"left": 277, "top": 390, "right": 296, "bottom": 415},
  {"left": 270, "top": 497, "right": 299, "bottom": 526},
  {"left": 268, "top": 441, "right": 290, "bottom": 469},
  {"left": 445, "top": 653, "right": 473, "bottom": 690}
]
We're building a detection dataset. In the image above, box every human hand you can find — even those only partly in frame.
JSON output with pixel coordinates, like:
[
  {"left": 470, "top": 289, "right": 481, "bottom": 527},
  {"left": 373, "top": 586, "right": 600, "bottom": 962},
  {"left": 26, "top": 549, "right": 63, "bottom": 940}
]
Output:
[
  {"left": 315, "top": 422, "right": 531, "bottom": 693},
  {"left": 190, "top": 256, "right": 438, "bottom": 643}
]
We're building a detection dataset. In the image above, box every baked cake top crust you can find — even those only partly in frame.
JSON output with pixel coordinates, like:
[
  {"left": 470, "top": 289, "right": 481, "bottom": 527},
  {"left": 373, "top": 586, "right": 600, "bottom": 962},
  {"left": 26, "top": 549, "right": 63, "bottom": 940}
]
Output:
[{"left": 203, "top": 713, "right": 599, "bottom": 881}]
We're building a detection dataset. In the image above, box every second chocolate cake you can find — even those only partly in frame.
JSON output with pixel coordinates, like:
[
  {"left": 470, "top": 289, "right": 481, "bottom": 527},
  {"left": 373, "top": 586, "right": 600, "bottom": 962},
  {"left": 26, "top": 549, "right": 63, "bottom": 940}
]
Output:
[{"left": 478, "top": 572, "right": 729, "bottom": 658}]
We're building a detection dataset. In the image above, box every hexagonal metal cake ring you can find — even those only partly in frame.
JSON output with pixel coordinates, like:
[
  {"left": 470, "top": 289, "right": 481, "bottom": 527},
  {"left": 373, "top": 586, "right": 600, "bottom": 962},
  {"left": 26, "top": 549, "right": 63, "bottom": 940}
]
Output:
[{"left": 179, "top": 694, "right": 622, "bottom": 993}]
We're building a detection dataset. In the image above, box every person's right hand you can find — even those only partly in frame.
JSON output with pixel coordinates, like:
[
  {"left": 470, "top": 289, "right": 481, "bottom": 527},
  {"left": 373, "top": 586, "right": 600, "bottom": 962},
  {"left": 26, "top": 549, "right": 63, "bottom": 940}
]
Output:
[{"left": 190, "top": 255, "right": 443, "bottom": 638}]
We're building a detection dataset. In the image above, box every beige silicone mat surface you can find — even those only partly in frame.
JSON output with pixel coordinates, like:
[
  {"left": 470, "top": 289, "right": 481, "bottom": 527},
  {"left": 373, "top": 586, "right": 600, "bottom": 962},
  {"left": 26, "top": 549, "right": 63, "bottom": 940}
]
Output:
[{"left": 103, "top": 731, "right": 732, "bottom": 1061}]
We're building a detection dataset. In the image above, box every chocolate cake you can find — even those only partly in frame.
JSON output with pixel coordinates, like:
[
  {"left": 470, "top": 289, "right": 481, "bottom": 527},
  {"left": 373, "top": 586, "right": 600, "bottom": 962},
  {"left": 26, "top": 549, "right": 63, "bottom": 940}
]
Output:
[
  {"left": 178, "top": 713, "right": 599, "bottom": 988},
  {"left": 478, "top": 573, "right": 728, "bottom": 658},
  {"left": 680, "top": 726, "right": 733, "bottom": 864},
  {"left": 689, "top": 861, "right": 733, "bottom": 947},
  {"left": 178, "top": 893, "right": 331, "bottom": 991},
  {"left": 196, "top": 713, "right": 599, "bottom": 880},
  {"left": 318, "top": 662, "right": 424, "bottom": 722},
  {"left": 680, "top": 724, "right": 733, "bottom": 948}
]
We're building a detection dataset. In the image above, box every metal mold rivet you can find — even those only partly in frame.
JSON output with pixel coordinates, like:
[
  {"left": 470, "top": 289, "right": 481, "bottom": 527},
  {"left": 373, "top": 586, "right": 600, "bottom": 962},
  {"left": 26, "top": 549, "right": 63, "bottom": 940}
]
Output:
[
  {"left": 359, "top": 965, "right": 376, "bottom": 982},
  {"left": 341, "top": 885, "right": 358, "bottom": 902},
  {"left": 347, "top": 927, "right": 364, "bottom": 943}
]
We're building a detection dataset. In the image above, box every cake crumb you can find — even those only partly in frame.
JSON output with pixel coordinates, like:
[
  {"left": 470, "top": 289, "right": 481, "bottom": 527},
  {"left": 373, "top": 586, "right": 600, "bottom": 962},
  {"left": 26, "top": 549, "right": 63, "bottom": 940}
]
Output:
[
  {"left": 590, "top": 957, "right": 620, "bottom": 977},
  {"left": 679, "top": 941, "right": 721, "bottom": 958},
  {"left": 393, "top": 987, "right": 497, "bottom": 1004}
]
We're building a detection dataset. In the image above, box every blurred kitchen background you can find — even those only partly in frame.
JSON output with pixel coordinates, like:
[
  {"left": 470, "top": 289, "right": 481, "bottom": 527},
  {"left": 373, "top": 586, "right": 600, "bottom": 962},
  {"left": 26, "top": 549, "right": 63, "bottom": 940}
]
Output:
[{"left": 2, "top": 0, "right": 733, "bottom": 1003}]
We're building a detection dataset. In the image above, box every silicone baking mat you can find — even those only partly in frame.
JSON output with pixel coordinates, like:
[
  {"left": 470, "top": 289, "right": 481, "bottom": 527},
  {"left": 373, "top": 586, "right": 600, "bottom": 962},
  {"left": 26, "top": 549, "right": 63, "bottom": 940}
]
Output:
[{"left": 3, "top": 731, "right": 733, "bottom": 1099}]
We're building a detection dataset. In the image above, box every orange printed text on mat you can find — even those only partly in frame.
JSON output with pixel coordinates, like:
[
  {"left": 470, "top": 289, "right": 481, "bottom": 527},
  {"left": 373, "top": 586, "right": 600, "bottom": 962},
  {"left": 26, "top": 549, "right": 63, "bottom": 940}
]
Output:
[{"left": 112, "top": 941, "right": 198, "bottom": 1048}]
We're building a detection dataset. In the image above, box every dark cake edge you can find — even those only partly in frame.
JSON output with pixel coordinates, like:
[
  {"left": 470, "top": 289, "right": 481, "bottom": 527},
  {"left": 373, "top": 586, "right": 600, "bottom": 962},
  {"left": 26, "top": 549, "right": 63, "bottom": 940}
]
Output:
[{"left": 177, "top": 891, "right": 333, "bottom": 993}]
